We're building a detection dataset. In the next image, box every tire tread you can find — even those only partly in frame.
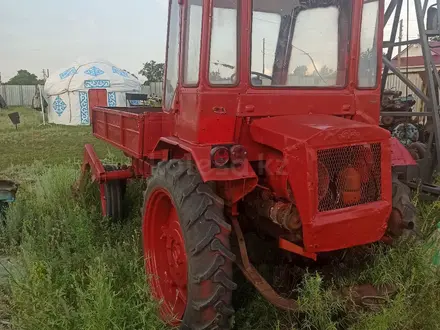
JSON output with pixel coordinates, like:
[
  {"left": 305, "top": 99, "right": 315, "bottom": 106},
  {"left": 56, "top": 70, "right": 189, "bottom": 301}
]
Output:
[{"left": 143, "top": 159, "right": 236, "bottom": 330}]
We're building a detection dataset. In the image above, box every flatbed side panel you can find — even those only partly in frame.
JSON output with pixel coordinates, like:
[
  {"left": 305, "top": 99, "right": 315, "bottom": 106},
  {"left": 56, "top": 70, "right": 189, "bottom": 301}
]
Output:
[
  {"left": 143, "top": 112, "right": 174, "bottom": 156},
  {"left": 92, "top": 107, "right": 144, "bottom": 158}
]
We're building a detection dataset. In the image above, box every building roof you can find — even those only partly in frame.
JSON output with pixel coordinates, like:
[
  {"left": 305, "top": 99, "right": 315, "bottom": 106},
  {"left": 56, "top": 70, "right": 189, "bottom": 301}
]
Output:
[{"left": 391, "top": 41, "right": 440, "bottom": 68}]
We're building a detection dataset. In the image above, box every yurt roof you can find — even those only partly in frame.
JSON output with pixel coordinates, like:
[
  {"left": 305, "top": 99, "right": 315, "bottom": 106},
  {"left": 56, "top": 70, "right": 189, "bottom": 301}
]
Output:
[{"left": 44, "top": 58, "right": 141, "bottom": 96}]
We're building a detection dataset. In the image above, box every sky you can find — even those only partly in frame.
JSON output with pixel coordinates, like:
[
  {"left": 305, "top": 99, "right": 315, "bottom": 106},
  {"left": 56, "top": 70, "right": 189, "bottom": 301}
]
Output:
[
  {"left": 251, "top": 7, "right": 346, "bottom": 76},
  {"left": 0, "top": 0, "right": 439, "bottom": 82},
  {"left": 0, "top": 0, "right": 168, "bottom": 82}
]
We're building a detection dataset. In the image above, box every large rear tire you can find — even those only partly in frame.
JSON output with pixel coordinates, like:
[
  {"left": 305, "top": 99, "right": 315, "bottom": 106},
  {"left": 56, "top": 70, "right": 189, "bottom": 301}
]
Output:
[{"left": 142, "top": 160, "right": 236, "bottom": 329}]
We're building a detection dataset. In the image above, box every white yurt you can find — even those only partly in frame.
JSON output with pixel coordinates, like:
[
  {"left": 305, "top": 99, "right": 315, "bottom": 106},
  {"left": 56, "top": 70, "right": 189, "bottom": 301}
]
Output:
[{"left": 44, "top": 58, "right": 141, "bottom": 125}]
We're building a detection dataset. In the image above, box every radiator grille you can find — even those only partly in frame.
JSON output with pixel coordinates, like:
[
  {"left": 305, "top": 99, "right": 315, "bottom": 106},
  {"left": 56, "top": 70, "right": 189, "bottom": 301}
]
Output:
[{"left": 317, "top": 143, "right": 382, "bottom": 212}]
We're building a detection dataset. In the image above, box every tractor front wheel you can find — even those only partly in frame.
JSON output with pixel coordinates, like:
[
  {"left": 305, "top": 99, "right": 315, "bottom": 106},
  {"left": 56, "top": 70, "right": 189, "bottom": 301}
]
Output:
[
  {"left": 389, "top": 176, "right": 418, "bottom": 238},
  {"left": 142, "top": 160, "right": 236, "bottom": 329}
]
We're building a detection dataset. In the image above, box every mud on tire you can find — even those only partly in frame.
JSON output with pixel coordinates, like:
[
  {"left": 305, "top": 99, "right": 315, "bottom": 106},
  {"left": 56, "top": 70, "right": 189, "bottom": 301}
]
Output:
[{"left": 143, "top": 160, "right": 236, "bottom": 330}]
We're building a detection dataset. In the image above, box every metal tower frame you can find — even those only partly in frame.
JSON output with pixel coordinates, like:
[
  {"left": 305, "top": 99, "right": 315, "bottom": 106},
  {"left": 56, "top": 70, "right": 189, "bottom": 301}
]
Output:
[{"left": 381, "top": 0, "right": 440, "bottom": 182}]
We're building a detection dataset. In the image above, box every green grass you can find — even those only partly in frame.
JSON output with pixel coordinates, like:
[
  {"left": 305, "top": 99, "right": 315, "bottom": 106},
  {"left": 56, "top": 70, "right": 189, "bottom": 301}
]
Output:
[
  {"left": 1, "top": 108, "right": 440, "bottom": 329},
  {"left": 0, "top": 107, "right": 122, "bottom": 181},
  {"left": 1, "top": 166, "right": 164, "bottom": 330}
]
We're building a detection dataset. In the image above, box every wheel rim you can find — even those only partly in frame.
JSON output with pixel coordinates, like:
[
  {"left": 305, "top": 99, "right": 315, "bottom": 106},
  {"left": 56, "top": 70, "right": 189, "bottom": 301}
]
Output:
[{"left": 143, "top": 188, "right": 188, "bottom": 325}]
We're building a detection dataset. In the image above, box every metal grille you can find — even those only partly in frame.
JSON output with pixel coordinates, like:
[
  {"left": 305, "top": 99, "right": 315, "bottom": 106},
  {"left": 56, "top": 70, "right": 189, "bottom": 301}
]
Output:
[{"left": 317, "top": 143, "right": 382, "bottom": 212}]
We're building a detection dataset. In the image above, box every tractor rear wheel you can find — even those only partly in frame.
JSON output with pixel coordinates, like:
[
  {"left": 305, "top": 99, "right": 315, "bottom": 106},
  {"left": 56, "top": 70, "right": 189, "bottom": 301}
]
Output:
[{"left": 142, "top": 160, "right": 236, "bottom": 329}]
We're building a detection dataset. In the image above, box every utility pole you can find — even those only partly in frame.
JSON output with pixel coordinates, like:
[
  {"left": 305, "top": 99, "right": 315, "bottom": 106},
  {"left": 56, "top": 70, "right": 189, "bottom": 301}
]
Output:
[
  {"left": 397, "top": 19, "right": 403, "bottom": 69},
  {"left": 262, "top": 38, "right": 266, "bottom": 74}
]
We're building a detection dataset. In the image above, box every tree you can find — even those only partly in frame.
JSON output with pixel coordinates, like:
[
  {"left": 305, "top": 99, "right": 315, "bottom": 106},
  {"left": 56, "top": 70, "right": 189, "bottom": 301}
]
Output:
[
  {"left": 359, "top": 48, "right": 377, "bottom": 86},
  {"left": 209, "top": 70, "right": 222, "bottom": 82},
  {"left": 319, "top": 65, "right": 334, "bottom": 77},
  {"left": 7, "top": 70, "right": 43, "bottom": 85},
  {"left": 139, "top": 60, "right": 164, "bottom": 85},
  {"left": 359, "top": 49, "right": 375, "bottom": 75},
  {"left": 293, "top": 65, "right": 308, "bottom": 76}
]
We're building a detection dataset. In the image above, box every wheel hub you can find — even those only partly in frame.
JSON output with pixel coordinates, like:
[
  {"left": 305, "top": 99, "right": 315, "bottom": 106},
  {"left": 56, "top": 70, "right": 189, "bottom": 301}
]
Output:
[
  {"left": 143, "top": 188, "right": 188, "bottom": 325},
  {"left": 163, "top": 222, "right": 187, "bottom": 288}
]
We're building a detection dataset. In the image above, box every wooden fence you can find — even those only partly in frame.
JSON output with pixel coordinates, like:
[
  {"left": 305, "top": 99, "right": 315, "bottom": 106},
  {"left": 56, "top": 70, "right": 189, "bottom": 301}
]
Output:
[{"left": 0, "top": 84, "right": 42, "bottom": 107}]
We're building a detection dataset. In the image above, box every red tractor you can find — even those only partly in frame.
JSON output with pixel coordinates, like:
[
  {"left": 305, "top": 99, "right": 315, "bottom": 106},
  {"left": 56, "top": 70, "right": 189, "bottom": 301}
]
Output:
[{"left": 78, "top": 0, "right": 418, "bottom": 328}]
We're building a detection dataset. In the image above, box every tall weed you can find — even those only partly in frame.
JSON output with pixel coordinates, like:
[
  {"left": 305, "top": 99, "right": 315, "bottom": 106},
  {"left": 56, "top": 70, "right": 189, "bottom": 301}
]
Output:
[
  {"left": 2, "top": 165, "right": 440, "bottom": 329},
  {"left": 1, "top": 165, "right": 164, "bottom": 330}
]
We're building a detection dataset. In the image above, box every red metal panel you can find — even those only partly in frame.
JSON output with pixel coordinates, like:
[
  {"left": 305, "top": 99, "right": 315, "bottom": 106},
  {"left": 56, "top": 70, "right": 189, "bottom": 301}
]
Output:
[
  {"left": 278, "top": 238, "right": 317, "bottom": 261},
  {"left": 79, "top": 144, "right": 133, "bottom": 183},
  {"left": 306, "top": 201, "right": 390, "bottom": 252},
  {"left": 390, "top": 137, "right": 417, "bottom": 166},
  {"left": 238, "top": 91, "right": 357, "bottom": 118},
  {"left": 249, "top": 114, "right": 392, "bottom": 252},
  {"left": 155, "top": 137, "right": 258, "bottom": 184},
  {"left": 92, "top": 107, "right": 144, "bottom": 158},
  {"left": 131, "top": 157, "right": 153, "bottom": 178},
  {"left": 250, "top": 114, "right": 390, "bottom": 150},
  {"left": 353, "top": 90, "right": 381, "bottom": 125},
  {"left": 177, "top": 89, "right": 237, "bottom": 144},
  {"left": 143, "top": 112, "right": 173, "bottom": 154},
  {"left": 88, "top": 89, "right": 108, "bottom": 123},
  {"left": 91, "top": 107, "right": 175, "bottom": 160}
]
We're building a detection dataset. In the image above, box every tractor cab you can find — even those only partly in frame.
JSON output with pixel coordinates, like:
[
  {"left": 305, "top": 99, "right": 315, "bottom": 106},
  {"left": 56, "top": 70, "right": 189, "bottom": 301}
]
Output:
[
  {"left": 164, "top": 0, "right": 383, "bottom": 144},
  {"left": 158, "top": 0, "right": 406, "bottom": 252}
]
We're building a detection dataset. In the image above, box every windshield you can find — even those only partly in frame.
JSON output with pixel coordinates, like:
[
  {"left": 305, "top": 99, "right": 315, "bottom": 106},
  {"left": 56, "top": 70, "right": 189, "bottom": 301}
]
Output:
[{"left": 251, "top": 0, "right": 352, "bottom": 87}]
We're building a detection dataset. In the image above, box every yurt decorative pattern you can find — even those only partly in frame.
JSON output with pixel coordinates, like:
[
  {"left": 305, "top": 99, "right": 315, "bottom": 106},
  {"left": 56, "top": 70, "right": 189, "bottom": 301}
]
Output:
[
  {"left": 44, "top": 59, "right": 141, "bottom": 126},
  {"left": 53, "top": 96, "right": 67, "bottom": 116},
  {"left": 84, "top": 80, "right": 111, "bottom": 88},
  {"left": 59, "top": 67, "right": 77, "bottom": 79},
  {"left": 84, "top": 66, "right": 105, "bottom": 77},
  {"left": 108, "top": 92, "right": 117, "bottom": 107},
  {"left": 79, "top": 92, "right": 90, "bottom": 124}
]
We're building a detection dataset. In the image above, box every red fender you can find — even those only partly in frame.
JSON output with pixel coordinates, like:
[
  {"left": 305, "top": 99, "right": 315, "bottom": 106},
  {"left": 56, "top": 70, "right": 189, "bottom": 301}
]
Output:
[
  {"left": 154, "top": 137, "right": 258, "bottom": 204},
  {"left": 390, "top": 138, "right": 417, "bottom": 167}
]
